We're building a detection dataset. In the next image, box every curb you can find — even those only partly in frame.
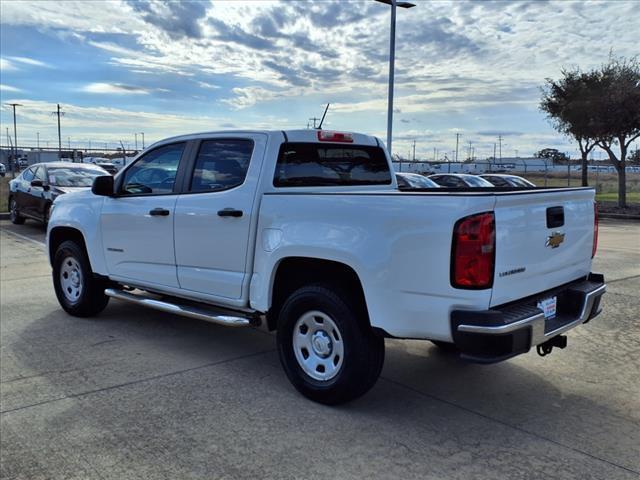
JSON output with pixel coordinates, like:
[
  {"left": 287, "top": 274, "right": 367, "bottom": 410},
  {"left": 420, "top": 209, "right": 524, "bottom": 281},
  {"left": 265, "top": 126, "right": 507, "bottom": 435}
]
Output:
[
  {"left": 599, "top": 213, "right": 640, "bottom": 221},
  {"left": 0, "top": 212, "right": 9, "bottom": 221}
]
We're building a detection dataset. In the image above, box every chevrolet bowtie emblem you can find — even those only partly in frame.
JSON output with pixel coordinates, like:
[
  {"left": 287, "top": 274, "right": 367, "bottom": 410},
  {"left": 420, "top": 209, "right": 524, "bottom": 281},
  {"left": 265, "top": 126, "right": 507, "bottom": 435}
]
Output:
[{"left": 546, "top": 231, "right": 565, "bottom": 249}]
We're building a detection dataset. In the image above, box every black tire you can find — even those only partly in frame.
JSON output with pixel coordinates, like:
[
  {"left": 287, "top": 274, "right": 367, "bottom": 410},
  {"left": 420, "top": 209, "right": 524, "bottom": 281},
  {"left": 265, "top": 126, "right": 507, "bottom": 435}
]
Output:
[
  {"left": 52, "top": 240, "right": 109, "bottom": 317},
  {"left": 430, "top": 340, "right": 459, "bottom": 353},
  {"left": 9, "top": 197, "right": 25, "bottom": 225},
  {"left": 276, "top": 284, "right": 385, "bottom": 405},
  {"left": 43, "top": 203, "right": 52, "bottom": 227}
]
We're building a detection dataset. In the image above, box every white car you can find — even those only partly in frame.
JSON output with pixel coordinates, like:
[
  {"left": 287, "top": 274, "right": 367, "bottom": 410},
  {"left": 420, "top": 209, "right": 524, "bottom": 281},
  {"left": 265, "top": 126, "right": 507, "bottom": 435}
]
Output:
[{"left": 47, "top": 129, "right": 606, "bottom": 404}]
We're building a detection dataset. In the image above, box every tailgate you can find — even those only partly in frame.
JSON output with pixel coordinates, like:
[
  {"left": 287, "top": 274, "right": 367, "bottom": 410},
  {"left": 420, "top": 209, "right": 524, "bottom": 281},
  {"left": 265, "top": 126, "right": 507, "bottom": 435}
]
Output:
[{"left": 490, "top": 188, "right": 595, "bottom": 307}]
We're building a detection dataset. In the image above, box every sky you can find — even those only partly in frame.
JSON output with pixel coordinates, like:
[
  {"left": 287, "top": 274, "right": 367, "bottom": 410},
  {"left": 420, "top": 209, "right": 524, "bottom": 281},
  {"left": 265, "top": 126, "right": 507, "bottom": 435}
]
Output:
[{"left": 0, "top": 0, "right": 638, "bottom": 160}]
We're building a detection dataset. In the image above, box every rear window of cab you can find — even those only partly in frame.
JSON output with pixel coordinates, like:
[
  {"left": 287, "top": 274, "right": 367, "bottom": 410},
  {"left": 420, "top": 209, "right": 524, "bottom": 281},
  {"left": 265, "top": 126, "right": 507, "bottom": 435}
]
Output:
[{"left": 274, "top": 143, "right": 392, "bottom": 187}]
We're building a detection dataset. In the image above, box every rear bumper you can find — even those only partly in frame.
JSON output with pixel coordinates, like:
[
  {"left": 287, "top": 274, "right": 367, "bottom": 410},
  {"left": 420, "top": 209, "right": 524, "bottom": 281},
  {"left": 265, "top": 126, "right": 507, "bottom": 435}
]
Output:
[{"left": 451, "top": 273, "right": 606, "bottom": 363}]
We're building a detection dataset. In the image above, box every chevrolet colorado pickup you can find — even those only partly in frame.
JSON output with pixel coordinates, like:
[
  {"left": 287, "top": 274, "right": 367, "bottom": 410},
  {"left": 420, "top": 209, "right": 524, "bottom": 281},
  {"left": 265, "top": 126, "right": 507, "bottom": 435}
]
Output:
[{"left": 47, "top": 129, "right": 606, "bottom": 404}]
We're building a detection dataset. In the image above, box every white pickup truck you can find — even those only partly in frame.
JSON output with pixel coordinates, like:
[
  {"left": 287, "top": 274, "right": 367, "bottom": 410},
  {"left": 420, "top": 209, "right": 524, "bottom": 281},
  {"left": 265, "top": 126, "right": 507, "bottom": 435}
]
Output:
[{"left": 47, "top": 129, "right": 606, "bottom": 404}]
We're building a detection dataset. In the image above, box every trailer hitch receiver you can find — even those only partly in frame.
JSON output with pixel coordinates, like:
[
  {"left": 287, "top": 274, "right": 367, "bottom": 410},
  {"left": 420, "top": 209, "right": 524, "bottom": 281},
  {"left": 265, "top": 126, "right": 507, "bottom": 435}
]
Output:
[{"left": 536, "top": 335, "right": 567, "bottom": 357}]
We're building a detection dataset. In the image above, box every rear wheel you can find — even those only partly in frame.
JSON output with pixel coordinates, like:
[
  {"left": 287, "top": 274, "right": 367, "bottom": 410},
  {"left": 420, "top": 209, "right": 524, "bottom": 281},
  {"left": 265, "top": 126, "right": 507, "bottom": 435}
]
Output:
[
  {"left": 277, "top": 284, "right": 384, "bottom": 405},
  {"left": 9, "top": 197, "right": 25, "bottom": 225},
  {"left": 53, "top": 240, "right": 109, "bottom": 317}
]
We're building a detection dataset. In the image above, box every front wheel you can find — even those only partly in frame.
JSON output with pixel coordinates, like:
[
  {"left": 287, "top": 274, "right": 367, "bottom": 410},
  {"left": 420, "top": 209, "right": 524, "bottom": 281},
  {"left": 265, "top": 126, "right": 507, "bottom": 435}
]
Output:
[
  {"left": 9, "top": 197, "right": 25, "bottom": 225},
  {"left": 277, "top": 285, "right": 385, "bottom": 405},
  {"left": 52, "top": 240, "right": 109, "bottom": 317}
]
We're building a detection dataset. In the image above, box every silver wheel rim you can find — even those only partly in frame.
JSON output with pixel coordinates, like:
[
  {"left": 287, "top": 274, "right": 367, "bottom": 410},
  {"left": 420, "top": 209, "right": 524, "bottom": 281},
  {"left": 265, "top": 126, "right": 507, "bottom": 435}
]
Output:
[
  {"left": 10, "top": 199, "right": 17, "bottom": 221},
  {"left": 293, "top": 310, "right": 344, "bottom": 381},
  {"left": 60, "top": 256, "right": 83, "bottom": 304}
]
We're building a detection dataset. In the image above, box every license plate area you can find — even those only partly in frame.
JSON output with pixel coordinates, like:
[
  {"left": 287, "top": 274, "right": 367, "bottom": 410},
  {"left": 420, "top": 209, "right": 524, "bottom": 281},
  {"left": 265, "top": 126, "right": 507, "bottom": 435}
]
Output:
[{"left": 537, "top": 296, "right": 557, "bottom": 320}]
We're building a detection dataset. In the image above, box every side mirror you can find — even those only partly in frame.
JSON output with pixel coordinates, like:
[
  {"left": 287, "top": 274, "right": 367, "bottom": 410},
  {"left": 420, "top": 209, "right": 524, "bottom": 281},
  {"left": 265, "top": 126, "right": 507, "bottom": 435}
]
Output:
[
  {"left": 92, "top": 175, "right": 115, "bottom": 197},
  {"left": 31, "top": 179, "right": 44, "bottom": 188}
]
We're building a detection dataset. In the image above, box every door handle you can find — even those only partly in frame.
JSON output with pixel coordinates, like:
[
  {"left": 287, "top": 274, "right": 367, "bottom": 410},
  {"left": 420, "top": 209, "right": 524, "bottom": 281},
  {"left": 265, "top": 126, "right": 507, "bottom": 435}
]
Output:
[
  {"left": 149, "top": 208, "right": 170, "bottom": 216},
  {"left": 217, "top": 208, "right": 243, "bottom": 218}
]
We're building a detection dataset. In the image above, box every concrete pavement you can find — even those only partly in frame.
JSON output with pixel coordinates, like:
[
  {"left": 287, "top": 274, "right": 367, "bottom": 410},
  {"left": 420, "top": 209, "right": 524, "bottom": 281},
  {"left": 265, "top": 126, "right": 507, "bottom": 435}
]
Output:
[{"left": 1, "top": 219, "right": 638, "bottom": 479}]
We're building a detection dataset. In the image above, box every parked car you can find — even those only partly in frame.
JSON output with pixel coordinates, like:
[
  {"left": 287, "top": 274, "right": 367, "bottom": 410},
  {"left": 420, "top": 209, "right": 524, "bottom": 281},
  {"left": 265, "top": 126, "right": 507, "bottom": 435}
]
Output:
[
  {"left": 47, "top": 129, "right": 605, "bottom": 405},
  {"left": 428, "top": 173, "right": 495, "bottom": 188},
  {"left": 0, "top": 162, "right": 6, "bottom": 177},
  {"left": 8, "top": 162, "right": 108, "bottom": 225},
  {"left": 95, "top": 162, "right": 118, "bottom": 175},
  {"left": 395, "top": 172, "right": 440, "bottom": 189},
  {"left": 480, "top": 174, "right": 536, "bottom": 187}
]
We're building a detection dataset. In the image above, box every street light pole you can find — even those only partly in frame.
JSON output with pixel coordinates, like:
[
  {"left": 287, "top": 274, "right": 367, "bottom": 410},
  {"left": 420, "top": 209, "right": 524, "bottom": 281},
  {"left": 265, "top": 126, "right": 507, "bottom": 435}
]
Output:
[
  {"left": 375, "top": 0, "right": 415, "bottom": 156},
  {"left": 140, "top": 132, "right": 145, "bottom": 149},
  {"left": 52, "top": 103, "right": 64, "bottom": 160},
  {"left": 5, "top": 103, "right": 22, "bottom": 168}
]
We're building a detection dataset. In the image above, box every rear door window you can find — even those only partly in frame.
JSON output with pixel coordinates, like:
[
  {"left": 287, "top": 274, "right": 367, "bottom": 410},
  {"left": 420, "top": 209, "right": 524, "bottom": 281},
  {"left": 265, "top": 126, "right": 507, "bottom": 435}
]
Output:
[
  {"left": 189, "top": 139, "right": 253, "bottom": 192},
  {"left": 274, "top": 143, "right": 392, "bottom": 187}
]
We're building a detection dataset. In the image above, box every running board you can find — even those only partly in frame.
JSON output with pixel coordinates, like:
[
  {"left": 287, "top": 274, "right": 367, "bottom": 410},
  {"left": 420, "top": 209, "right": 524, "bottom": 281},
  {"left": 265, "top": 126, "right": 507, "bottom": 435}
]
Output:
[{"left": 104, "top": 288, "right": 254, "bottom": 327}]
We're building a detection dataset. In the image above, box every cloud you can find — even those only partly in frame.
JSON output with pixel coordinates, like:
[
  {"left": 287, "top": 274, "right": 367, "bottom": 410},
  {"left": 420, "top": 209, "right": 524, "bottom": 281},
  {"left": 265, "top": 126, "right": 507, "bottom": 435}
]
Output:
[
  {"left": 0, "top": 84, "right": 22, "bottom": 92},
  {"left": 208, "top": 18, "right": 275, "bottom": 51},
  {"left": 198, "top": 81, "right": 220, "bottom": 89},
  {"left": 221, "top": 86, "right": 284, "bottom": 110},
  {"left": 82, "top": 83, "right": 150, "bottom": 94},
  {"left": 1, "top": 0, "right": 638, "bottom": 158},
  {"left": 6, "top": 56, "right": 51, "bottom": 68},
  {"left": 0, "top": 58, "right": 18, "bottom": 71},
  {"left": 126, "top": 0, "right": 209, "bottom": 39},
  {"left": 404, "top": 17, "right": 483, "bottom": 57},
  {"left": 476, "top": 130, "right": 525, "bottom": 137}
]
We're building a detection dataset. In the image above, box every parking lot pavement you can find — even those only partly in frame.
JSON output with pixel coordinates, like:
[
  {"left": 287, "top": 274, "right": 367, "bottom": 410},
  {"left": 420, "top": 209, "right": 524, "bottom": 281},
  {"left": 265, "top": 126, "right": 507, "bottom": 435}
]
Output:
[{"left": 1, "top": 219, "right": 638, "bottom": 480}]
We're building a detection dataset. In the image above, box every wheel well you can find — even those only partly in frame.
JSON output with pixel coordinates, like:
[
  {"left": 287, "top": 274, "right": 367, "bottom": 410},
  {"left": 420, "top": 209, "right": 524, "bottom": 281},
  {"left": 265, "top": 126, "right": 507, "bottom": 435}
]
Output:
[
  {"left": 267, "top": 257, "right": 370, "bottom": 331},
  {"left": 48, "top": 227, "right": 88, "bottom": 266}
]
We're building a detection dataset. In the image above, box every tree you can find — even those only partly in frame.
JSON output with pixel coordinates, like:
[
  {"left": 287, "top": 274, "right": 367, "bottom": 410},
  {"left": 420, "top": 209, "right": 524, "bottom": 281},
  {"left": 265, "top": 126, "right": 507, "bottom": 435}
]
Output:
[
  {"left": 629, "top": 149, "right": 640, "bottom": 165},
  {"left": 535, "top": 148, "right": 569, "bottom": 163},
  {"left": 541, "top": 71, "right": 597, "bottom": 186},
  {"left": 589, "top": 57, "right": 640, "bottom": 207},
  {"left": 541, "top": 56, "right": 640, "bottom": 207}
]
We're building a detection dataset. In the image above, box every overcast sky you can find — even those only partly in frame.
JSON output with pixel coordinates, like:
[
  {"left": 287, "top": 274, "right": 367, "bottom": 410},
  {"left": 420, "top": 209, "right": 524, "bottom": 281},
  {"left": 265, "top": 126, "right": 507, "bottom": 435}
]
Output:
[{"left": 0, "top": 0, "right": 637, "bottom": 159}]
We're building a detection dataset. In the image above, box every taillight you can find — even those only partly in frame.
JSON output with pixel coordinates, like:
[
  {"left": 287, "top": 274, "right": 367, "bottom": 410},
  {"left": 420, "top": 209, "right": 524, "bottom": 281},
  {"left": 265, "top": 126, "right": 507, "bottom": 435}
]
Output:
[
  {"left": 317, "top": 130, "right": 353, "bottom": 143},
  {"left": 451, "top": 212, "right": 495, "bottom": 289},
  {"left": 592, "top": 202, "right": 598, "bottom": 258}
]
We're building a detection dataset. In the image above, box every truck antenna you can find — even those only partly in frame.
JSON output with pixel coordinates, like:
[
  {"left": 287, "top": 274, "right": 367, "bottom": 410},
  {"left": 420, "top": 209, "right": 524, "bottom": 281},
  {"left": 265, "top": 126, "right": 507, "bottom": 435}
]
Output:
[{"left": 317, "top": 103, "right": 330, "bottom": 130}]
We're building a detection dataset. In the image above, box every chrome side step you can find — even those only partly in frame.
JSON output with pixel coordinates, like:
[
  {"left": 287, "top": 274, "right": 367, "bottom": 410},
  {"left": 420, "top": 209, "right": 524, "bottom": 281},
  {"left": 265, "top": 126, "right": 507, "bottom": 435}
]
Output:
[{"left": 104, "top": 288, "right": 254, "bottom": 327}]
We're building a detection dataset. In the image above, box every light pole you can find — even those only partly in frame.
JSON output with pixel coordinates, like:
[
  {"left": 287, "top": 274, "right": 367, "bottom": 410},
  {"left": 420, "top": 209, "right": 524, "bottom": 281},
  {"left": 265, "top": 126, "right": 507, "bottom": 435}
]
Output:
[
  {"left": 140, "top": 132, "right": 145, "bottom": 149},
  {"left": 52, "top": 104, "right": 64, "bottom": 160},
  {"left": 5, "top": 103, "right": 21, "bottom": 169},
  {"left": 134, "top": 133, "right": 138, "bottom": 150},
  {"left": 37, "top": 132, "right": 40, "bottom": 149},
  {"left": 375, "top": 0, "right": 415, "bottom": 156}
]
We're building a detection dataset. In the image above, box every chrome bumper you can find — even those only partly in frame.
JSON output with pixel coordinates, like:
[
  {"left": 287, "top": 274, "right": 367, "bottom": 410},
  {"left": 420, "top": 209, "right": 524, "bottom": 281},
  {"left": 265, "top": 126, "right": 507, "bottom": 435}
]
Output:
[
  {"left": 451, "top": 273, "right": 606, "bottom": 363},
  {"left": 458, "top": 283, "right": 605, "bottom": 346}
]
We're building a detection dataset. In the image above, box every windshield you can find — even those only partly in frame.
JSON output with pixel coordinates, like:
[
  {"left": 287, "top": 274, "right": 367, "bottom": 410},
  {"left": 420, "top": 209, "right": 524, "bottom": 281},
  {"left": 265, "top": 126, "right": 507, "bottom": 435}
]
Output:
[
  {"left": 464, "top": 175, "right": 495, "bottom": 187},
  {"left": 48, "top": 167, "right": 106, "bottom": 187}
]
